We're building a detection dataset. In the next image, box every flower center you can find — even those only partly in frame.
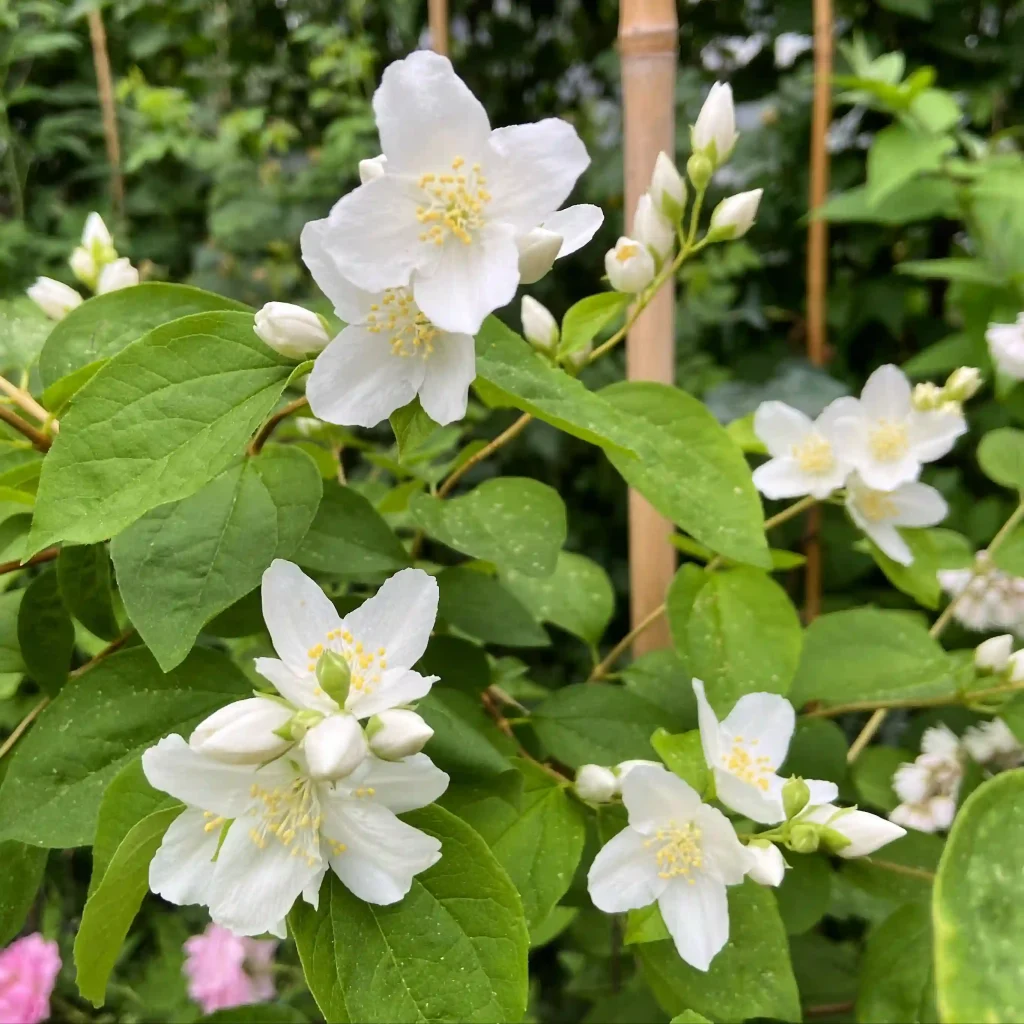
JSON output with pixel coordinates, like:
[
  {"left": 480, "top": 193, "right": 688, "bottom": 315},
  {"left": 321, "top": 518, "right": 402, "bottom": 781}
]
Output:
[
  {"left": 247, "top": 777, "right": 324, "bottom": 867},
  {"left": 615, "top": 243, "right": 640, "bottom": 262},
  {"left": 868, "top": 419, "right": 909, "bottom": 462},
  {"left": 792, "top": 433, "right": 834, "bottom": 474},
  {"left": 365, "top": 288, "right": 439, "bottom": 358},
  {"left": 856, "top": 489, "right": 897, "bottom": 523},
  {"left": 416, "top": 155, "right": 491, "bottom": 246},
  {"left": 646, "top": 821, "right": 704, "bottom": 882},
  {"left": 722, "top": 736, "right": 773, "bottom": 791},
  {"left": 306, "top": 632, "right": 388, "bottom": 698}
]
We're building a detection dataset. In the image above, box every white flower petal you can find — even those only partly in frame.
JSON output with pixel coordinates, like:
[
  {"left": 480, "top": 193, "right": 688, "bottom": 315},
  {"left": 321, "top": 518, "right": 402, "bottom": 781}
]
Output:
[
  {"left": 587, "top": 826, "right": 668, "bottom": 912},
  {"left": 909, "top": 409, "right": 967, "bottom": 462},
  {"left": 486, "top": 120, "right": 591, "bottom": 232},
  {"left": 658, "top": 875, "right": 729, "bottom": 972},
  {"left": 418, "top": 331, "right": 476, "bottom": 425},
  {"left": 806, "top": 779, "right": 840, "bottom": 806},
  {"left": 889, "top": 482, "right": 948, "bottom": 527},
  {"left": 343, "top": 568, "right": 439, "bottom": 671},
  {"left": 374, "top": 51, "right": 491, "bottom": 173},
  {"left": 863, "top": 520, "right": 913, "bottom": 565},
  {"left": 860, "top": 364, "right": 912, "bottom": 420},
  {"left": 721, "top": 692, "right": 795, "bottom": 768},
  {"left": 856, "top": 455, "right": 921, "bottom": 493},
  {"left": 816, "top": 395, "right": 861, "bottom": 433},
  {"left": 300, "top": 219, "right": 381, "bottom": 324},
  {"left": 692, "top": 679, "right": 722, "bottom": 767},
  {"left": 745, "top": 843, "right": 786, "bottom": 887},
  {"left": 695, "top": 803, "right": 752, "bottom": 885},
  {"left": 413, "top": 225, "right": 521, "bottom": 335},
  {"left": 261, "top": 560, "right": 344, "bottom": 679},
  {"left": 254, "top": 656, "right": 335, "bottom": 713},
  {"left": 620, "top": 764, "right": 702, "bottom": 835},
  {"left": 753, "top": 401, "right": 812, "bottom": 456},
  {"left": 345, "top": 668, "right": 438, "bottom": 721},
  {"left": 346, "top": 753, "right": 450, "bottom": 813},
  {"left": 149, "top": 809, "right": 219, "bottom": 907},
  {"left": 541, "top": 204, "right": 604, "bottom": 258},
  {"left": 752, "top": 458, "right": 818, "bottom": 500},
  {"left": 303, "top": 863, "right": 329, "bottom": 909},
  {"left": 713, "top": 769, "right": 784, "bottom": 824},
  {"left": 323, "top": 800, "right": 441, "bottom": 905},
  {"left": 308, "top": 326, "right": 426, "bottom": 428},
  {"left": 806, "top": 805, "right": 906, "bottom": 858}
]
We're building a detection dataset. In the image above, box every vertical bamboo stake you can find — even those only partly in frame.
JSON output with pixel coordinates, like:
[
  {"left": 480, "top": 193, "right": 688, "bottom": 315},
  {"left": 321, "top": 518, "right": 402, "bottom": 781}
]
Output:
[
  {"left": 803, "top": 0, "right": 833, "bottom": 622},
  {"left": 619, "top": 0, "right": 678, "bottom": 654},
  {"left": 87, "top": 8, "right": 125, "bottom": 222},
  {"left": 428, "top": 0, "right": 449, "bottom": 57}
]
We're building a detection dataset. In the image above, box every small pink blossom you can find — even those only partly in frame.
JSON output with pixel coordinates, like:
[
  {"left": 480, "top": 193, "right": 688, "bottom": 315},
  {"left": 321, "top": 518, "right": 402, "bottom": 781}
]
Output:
[
  {"left": 0, "top": 933, "right": 61, "bottom": 1024},
  {"left": 183, "top": 923, "right": 276, "bottom": 1014}
]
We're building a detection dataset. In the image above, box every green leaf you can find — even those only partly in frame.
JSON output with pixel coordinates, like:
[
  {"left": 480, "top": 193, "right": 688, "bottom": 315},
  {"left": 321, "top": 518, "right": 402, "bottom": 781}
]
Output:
[
  {"left": 504, "top": 552, "right": 614, "bottom": 645},
  {"left": 842, "top": 831, "right": 942, "bottom": 909},
  {"left": 650, "top": 728, "right": 710, "bottom": 796},
  {"left": 683, "top": 567, "right": 802, "bottom": 711},
  {"left": 978, "top": 427, "right": 1024, "bottom": 490},
  {"left": 857, "top": 903, "right": 937, "bottom": 1023},
  {"left": 897, "top": 257, "right": 999, "bottom": 284},
  {"left": 417, "top": 687, "right": 513, "bottom": 779},
  {"left": 532, "top": 684, "right": 675, "bottom": 768},
  {"left": 866, "top": 125, "right": 955, "bottom": 207},
  {"left": 442, "top": 759, "right": 585, "bottom": 929},
  {"left": 818, "top": 180, "right": 958, "bottom": 225},
  {"left": 17, "top": 566, "right": 75, "bottom": 696},
  {"left": 865, "top": 528, "right": 973, "bottom": 610},
  {"left": 40, "top": 359, "right": 107, "bottom": 416},
  {"left": 294, "top": 481, "right": 408, "bottom": 576},
  {"left": 853, "top": 746, "right": 914, "bottom": 812},
  {"left": 416, "top": 635, "right": 491, "bottom": 695},
  {"left": 670, "top": 1014, "right": 711, "bottom": 1024},
  {"left": 622, "top": 649, "right": 697, "bottom": 729},
  {"left": 37, "top": 282, "right": 248, "bottom": 389},
  {"left": 637, "top": 882, "right": 800, "bottom": 1023},
  {"left": 775, "top": 854, "right": 832, "bottom": 936},
  {"left": 28, "top": 311, "right": 295, "bottom": 553},
  {"left": 559, "top": 292, "right": 630, "bottom": 356},
  {"left": 783, "top": 718, "right": 849, "bottom": 786},
  {"left": 0, "top": 647, "right": 249, "bottom": 847},
  {"left": 0, "top": 589, "right": 26, "bottom": 674},
  {"left": 200, "top": 1008, "right": 309, "bottom": 1024},
  {"left": 111, "top": 446, "right": 322, "bottom": 670},
  {"left": 411, "top": 478, "right": 566, "bottom": 578},
  {"left": 934, "top": 768, "right": 1024, "bottom": 1022},
  {"left": 290, "top": 805, "right": 529, "bottom": 1024},
  {"left": 601, "top": 382, "right": 769, "bottom": 568},
  {"left": 0, "top": 841, "right": 47, "bottom": 944},
  {"left": 790, "top": 608, "right": 956, "bottom": 707},
  {"left": 437, "top": 567, "right": 549, "bottom": 647},
  {"left": 390, "top": 398, "right": 442, "bottom": 461},
  {"left": 57, "top": 543, "right": 120, "bottom": 640}
]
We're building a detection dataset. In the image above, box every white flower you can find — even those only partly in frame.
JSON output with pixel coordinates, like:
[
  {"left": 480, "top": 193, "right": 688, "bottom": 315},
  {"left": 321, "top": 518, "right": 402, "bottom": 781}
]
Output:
[
  {"left": 521, "top": 295, "right": 559, "bottom": 352},
  {"left": 617, "top": 759, "right": 661, "bottom": 779},
  {"left": 69, "top": 246, "right": 98, "bottom": 290},
  {"left": 845, "top": 472, "right": 947, "bottom": 566},
  {"left": 516, "top": 204, "right": 604, "bottom": 285},
  {"left": 805, "top": 804, "right": 905, "bottom": 857},
  {"left": 889, "top": 725, "right": 962, "bottom": 833},
  {"left": 27, "top": 277, "right": 82, "bottom": 320},
  {"left": 691, "top": 82, "right": 737, "bottom": 165},
  {"left": 189, "top": 698, "right": 294, "bottom": 764},
  {"left": 921, "top": 723, "right": 961, "bottom": 760},
  {"left": 938, "top": 564, "right": 1024, "bottom": 634},
  {"left": 774, "top": 33, "right": 813, "bottom": 68},
  {"left": 632, "top": 194, "right": 674, "bottom": 261},
  {"left": 945, "top": 366, "right": 982, "bottom": 402},
  {"left": 650, "top": 152, "right": 686, "bottom": 220},
  {"left": 367, "top": 709, "right": 434, "bottom": 761},
  {"left": 962, "top": 718, "right": 1023, "bottom": 768},
  {"left": 605, "top": 237, "right": 655, "bottom": 293},
  {"left": 709, "top": 189, "right": 762, "bottom": 240},
  {"left": 143, "top": 736, "right": 448, "bottom": 935},
  {"left": 693, "top": 680, "right": 837, "bottom": 824},
  {"left": 831, "top": 364, "right": 966, "bottom": 491},
  {"left": 96, "top": 257, "right": 139, "bottom": 294},
  {"left": 745, "top": 842, "right": 785, "bottom": 887},
  {"left": 889, "top": 794, "right": 956, "bottom": 833},
  {"left": 302, "top": 227, "right": 476, "bottom": 427},
  {"left": 302, "top": 51, "right": 591, "bottom": 335},
  {"left": 303, "top": 714, "right": 369, "bottom": 781},
  {"left": 587, "top": 764, "right": 750, "bottom": 971},
  {"left": 81, "top": 211, "right": 114, "bottom": 254},
  {"left": 986, "top": 315, "right": 1024, "bottom": 380},
  {"left": 359, "top": 155, "right": 387, "bottom": 183},
  {"left": 575, "top": 764, "right": 618, "bottom": 803},
  {"left": 254, "top": 302, "right": 331, "bottom": 359},
  {"left": 752, "top": 398, "right": 856, "bottom": 500},
  {"left": 975, "top": 634, "right": 1013, "bottom": 672}
]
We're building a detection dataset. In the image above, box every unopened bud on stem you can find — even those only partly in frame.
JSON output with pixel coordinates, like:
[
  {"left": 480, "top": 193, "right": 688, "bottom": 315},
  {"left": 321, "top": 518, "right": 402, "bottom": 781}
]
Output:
[
  {"left": 782, "top": 777, "right": 811, "bottom": 819},
  {"left": 366, "top": 709, "right": 434, "bottom": 760},
  {"left": 316, "top": 650, "right": 352, "bottom": 707}
]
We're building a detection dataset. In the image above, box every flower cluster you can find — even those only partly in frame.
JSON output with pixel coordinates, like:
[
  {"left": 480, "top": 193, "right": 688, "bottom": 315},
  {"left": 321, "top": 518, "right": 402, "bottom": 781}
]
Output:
[
  {"left": 27, "top": 213, "right": 139, "bottom": 320},
  {"left": 142, "top": 560, "right": 449, "bottom": 937},
  {"left": 938, "top": 560, "right": 1024, "bottom": 634},
  {"left": 752, "top": 363, "right": 975, "bottom": 565},
  {"left": 890, "top": 725, "right": 963, "bottom": 833},
  {"left": 0, "top": 933, "right": 60, "bottom": 1024},
  {"left": 183, "top": 924, "right": 276, "bottom": 1014},
  {"left": 583, "top": 680, "right": 904, "bottom": 971}
]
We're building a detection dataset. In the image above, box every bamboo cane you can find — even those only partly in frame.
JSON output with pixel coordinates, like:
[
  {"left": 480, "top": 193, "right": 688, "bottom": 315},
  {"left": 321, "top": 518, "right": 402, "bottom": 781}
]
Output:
[
  {"left": 619, "top": 0, "right": 678, "bottom": 655},
  {"left": 429, "top": 0, "right": 449, "bottom": 57},
  {"left": 87, "top": 8, "right": 125, "bottom": 222}
]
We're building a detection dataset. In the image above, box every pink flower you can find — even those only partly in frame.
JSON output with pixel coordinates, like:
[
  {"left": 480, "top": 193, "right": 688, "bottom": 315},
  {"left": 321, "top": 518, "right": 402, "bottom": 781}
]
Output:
[
  {"left": 0, "top": 933, "right": 61, "bottom": 1024},
  {"left": 183, "top": 924, "right": 276, "bottom": 1014}
]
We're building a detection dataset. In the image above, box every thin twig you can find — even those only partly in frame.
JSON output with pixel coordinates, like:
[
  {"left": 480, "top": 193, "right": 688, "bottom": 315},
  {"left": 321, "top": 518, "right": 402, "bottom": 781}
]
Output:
[
  {"left": 481, "top": 688, "right": 567, "bottom": 783},
  {"left": 436, "top": 413, "right": 532, "bottom": 498},
  {"left": 87, "top": 9, "right": 125, "bottom": 221},
  {"left": 0, "top": 547, "right": 59, "bottom": 577},
  {"left": 588, "top": 604, "right": 666, "bottom": 681},
  {"left": 805, "top": 1001, "right": 855, "bottom": 1018},
  {"left": 0, "top": 375, "right": 52, "bottom": 427},
  {"left": 0, "top": 697, "right": 48, "bottom": 760},
  {"left": 862, "top": 857, "right": 935, "bottom": 882},
  {"left": 248, "top": 396, "right": 309, "bottom": 456},
  {"left": 0, "top": 406, "right": 51, "bottom": 452},
  {"left": 807, "top": 679, "right": 1024, "bottom": 719}
]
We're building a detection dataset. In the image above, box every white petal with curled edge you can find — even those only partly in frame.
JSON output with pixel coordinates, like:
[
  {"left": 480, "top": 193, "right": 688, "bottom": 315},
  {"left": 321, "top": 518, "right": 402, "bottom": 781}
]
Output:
[
  {"left": 300, "top": 219, "right": 380, "bottom": 324},
  {"left": 149, "top": 809, "right": 220, "bottom": 908},
  {"left": 720, "top": 692, "right": 795, "bottom": 768},
  {"left": 254, "top": 657, "right": 336, "bottom": 714},
  {"left": 345, "top": 668, "right": 438, "bottom": 721},
  {"left": 889, "top": 482, "right": 948, "bottom": 527},
  {"left": 658, "top": 874, "right": 730, "bottom": 972},
  {"left": 542, "top": 204, "right": 604, "bottom": 258},
  {"left": 346, "top": 753, "right": 450, "bottom": 814},
  {"left": 860, "top": 364, "right": 912, "bottom": 420},
  {"left": 418, "top": 331, "right": 476, "bottom": 426},
  {"left": 753, "top": 401, "right": 813, "bottom": 457},
  {"left": 587, "top": 827, "right": 667, "bottom": 913},
  {"left": 620, "top": 764, "right": 702, "bottom": 835}
]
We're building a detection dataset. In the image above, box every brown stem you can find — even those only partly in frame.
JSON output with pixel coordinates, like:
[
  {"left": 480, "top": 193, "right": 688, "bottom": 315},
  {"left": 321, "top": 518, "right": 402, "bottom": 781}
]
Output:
[
  {"left": 588, "top": 603, "right": 666, "bottom": 681},
  {"left": 0, "top": 375, "right": 53, "bottom": 427},
  {"left": 481, "top": 687, "right": 567, "bottom": 783},
  {"left": 436, "top": 413, "right": 532, "bottom": 498},
  {"left": 87, "top": 9, "right": 125, "bottom": 221},
  {"left": 807, "top": 679, "right": 1024, "bottom": 719},
  {"left": 805, "top": 1001, "right": 855, "bottom": 1018},
  {"left": 0, "top": 697, "right": 48, "bottom": 760},
  {"left": 0, "top": 406, "right": 51, "bottom": 452},
  {"left": 862, "top": 857, "right": 935, "bottom": 882},
  {"left": 0, "top": 546, "right": 59, "bottom": 577},
  {"left": 248, "top": 396, "right": 309, "bottom": 455}
]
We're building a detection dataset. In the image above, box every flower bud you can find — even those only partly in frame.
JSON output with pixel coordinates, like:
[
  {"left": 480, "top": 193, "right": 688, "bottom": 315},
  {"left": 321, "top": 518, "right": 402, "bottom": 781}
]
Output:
[
  {"left": 575, "top": 764, "right": 618, "bottom": 803},
  {"left": 516, "top": 227, "right": 563, "bottom": 285},
  {"left": 316, "top": 650, "right": 352, "bottom": 707},
  {"left": 976, "top": 634, "right": 1013, "bottom": 673},
  {"left": 709, "top": 189, "right": 763, "bottom": 241},
  {"left": 691, "top": 82, "right": 737, "bottom": 167},
  {"left": 633, "top": 194, "right": 675, "bottom": 262},
  {"left": 69, "top": 247, "right": 98, "bottom": 290},
  {"left": 746, "top": 842, "right": 786, "bottom": 886},
  {"left": 359, "top": 155, "right": 387, "bottom": 183},
  {"left": 616, "top": 759, "right": 661, "bottom": 779},
  {"left": 190, "top": 697, "right": 294, "bottom": 764},
  {"left": 521, "top": 295, "right": 559, "bottom": 352},
  {"left": 650, "top": 151, "right": 687, "bottom": 222},
  {"left": 366, "top": 708, "right": 434, "bottom": 760},
  {"left": 564, "top": 342, "right": 593, "bottom": 372},
  {"left": 945, "top": 366, "right": 982, "bottom": 402},
  {"left": 782, "top": 777, "right": 811, "bottom": 819},
  {"left": 804, "top": 804, "right": 905, "bottom": 858},
  {"left": 96, "top": 257, "right": 139, "bottom": 294},
  {"left": 27, "top": 277, "right": 82, "bottom": 320},
  {"left": 273, "top": 707, "right": 325, "bottom": 743},
  {"left": 787, "top": 822, "right": 820, "bottom": 854},
  {"left": 686, "top": 152, "right": 713, "bottom": 192},
  {"left": 303, "top": 713, "right": 368, "bottom": 781},
  {"left": 1009, "top": 650, "right": 1024, "bottom": 683},
  {"left": 254, "top": 302, "right": 330, "bottom": 359},
  {"left": 81, "top": 211, "right": 114, "bottom": 255},
  {"left": 605, "top": 237, "right": 655, "bottom": 294},
  {"left": 912, "top": 382, "right": 944, "bottom": 411}
]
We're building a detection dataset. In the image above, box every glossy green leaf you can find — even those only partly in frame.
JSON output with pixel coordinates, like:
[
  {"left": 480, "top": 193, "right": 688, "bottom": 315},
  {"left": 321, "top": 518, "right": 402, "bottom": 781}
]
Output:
[
  {"left": 0, "top": 589, "right": 26, "bottom": 674},
  {"left": 866, "top": 528, "right": 973, "bottom": 610},
  {"left": 775, "top": 854, "right": 832, "bottom": 936},
  {"left": 853, "top": 746, "right": 914, "bottom": 812},
  {"left": 199, "top": 1008, "right": 309, "bottom": 1024},
  {"left": 0, "top": 841, "right": 47, "bottom": 945},
  {"left": 650, "top": 728, "right": 711, "bottom": 796},
  {"left": 57, "top": 543, "right": 120, "bottom": 640},
  {"left": 417, "top": 687, "right": 513, "bottom": 778},
  {"left": 559, "top": 292, "right": 630, "bottom": 356},
  {"left": 437, "top": 567, "right": 548, "bottom": 647},
  {"left": 621, "top": 649, "right": 697, "bottom": 729},
  {"left": 857, "top": 903, "right": 937, "bottom": 1023},
  {"left": 978, "top": 427, "right": 1024, "bottom": 491},
  {"left": 783, "top": 718, "right": 849, "bottom": 786},
  {"left": 17, "top": 566, "right": 74, "bottom": 696},
  {"left": 866, "top": 125, "right": 955, "bottom": 206},
  {"left": 416, "top": 635, "right": 491, "bottom": 695}
]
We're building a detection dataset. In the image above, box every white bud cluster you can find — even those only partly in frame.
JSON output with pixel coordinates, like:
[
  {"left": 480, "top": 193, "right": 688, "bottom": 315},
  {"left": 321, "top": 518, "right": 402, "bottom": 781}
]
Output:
[
  {"left": 938, "top": 561, "right": 1024, "bottom": 634},
  {"left": 574, "top": 759, "right": 660, "bottom": 803},
  {"left": 889, "top": 725, "right": 963, "bottom": 833}
]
